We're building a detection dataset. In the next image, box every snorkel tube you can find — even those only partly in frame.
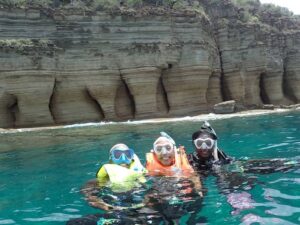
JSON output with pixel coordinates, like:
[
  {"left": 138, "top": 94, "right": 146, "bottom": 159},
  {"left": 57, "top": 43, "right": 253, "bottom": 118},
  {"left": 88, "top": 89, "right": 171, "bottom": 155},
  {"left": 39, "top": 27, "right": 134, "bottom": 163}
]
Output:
[{"left": 203, "top": 121, "right": 219, "bottom": 161}]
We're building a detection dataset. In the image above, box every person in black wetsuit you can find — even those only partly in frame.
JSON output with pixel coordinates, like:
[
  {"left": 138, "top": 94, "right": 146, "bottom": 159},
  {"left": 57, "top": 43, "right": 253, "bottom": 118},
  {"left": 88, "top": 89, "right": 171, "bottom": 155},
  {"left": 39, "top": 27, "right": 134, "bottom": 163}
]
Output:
[
  {"left": 188, "top": 121, "right": 298, "bottom": 175},
  {"left": 187, "top": 121, "right": 299, "bottom": 216},
  {"left": 188, "top": 121, "right": 232, "bottom": 172}
]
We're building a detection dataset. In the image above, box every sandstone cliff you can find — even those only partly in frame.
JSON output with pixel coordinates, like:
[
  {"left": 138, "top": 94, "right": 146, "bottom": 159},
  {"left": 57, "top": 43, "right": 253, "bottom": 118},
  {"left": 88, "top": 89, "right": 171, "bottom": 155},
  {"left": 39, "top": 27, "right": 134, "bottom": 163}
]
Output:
[{"left": 0, "top": 0, "right": 299, "bottom": 128}]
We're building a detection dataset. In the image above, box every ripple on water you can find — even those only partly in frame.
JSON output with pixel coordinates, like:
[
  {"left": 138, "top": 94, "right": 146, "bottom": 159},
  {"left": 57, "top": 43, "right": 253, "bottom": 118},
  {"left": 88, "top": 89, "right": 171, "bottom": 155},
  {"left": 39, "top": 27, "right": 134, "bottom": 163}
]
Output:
[
  {"left": 23, "top": 213, "right": 81, "bottom": 222},
  {"left": 241, "top": 213, "right": 299, "bottom": 225},
  {"left": 265, "top": 203, "right": 300, "bottom": 216},
  {"left": 269, "top": 178, "right": 300, "bottom": 185},
  {"left": 63, "top": 208, "right": 80, "bottom": 213},
  {"left": 0, "top": 219, "right": 15, "bottom": 225},
  {"left": 263, "top": 188, "right": 300, "bottom": 200},
  {"left": 260, "top": 143, "right": 289, "bottom": 150},
  {"left": 14, "top": 208, "right": 42, "bottom": 213}
]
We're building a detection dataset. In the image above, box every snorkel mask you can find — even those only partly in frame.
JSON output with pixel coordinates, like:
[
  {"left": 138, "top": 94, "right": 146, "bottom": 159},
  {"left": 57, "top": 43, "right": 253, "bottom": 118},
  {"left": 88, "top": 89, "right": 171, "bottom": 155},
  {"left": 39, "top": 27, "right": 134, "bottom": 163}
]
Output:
[
  {"left": 153, "top": 132, "right": 176, "bottom": 166},
  {"left": 193, "top": 136, "right": 215, "bottom": 150},
  {"left": 192, "top": 121, "right": 219, "bottom": 160},
  {"left": 110, "top": 144, "right": 134, "bottom": 165},
  {"left": 153, "top": 132, "right": 176, "bottom": 154}
]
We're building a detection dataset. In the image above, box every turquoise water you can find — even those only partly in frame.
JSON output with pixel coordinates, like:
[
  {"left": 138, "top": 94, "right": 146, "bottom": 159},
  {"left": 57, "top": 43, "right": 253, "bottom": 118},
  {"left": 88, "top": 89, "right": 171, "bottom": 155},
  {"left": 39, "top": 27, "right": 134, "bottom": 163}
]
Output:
[{"left": 0, "top": 111, "right": 299, "bottom": 224}]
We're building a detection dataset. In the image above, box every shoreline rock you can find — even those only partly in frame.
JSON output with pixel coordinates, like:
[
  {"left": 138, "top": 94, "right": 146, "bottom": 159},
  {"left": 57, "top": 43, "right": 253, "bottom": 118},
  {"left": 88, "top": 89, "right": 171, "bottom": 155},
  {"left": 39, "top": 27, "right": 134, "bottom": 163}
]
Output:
[{"left": 213, "top": 100, "right": 236, "bottom": 114}]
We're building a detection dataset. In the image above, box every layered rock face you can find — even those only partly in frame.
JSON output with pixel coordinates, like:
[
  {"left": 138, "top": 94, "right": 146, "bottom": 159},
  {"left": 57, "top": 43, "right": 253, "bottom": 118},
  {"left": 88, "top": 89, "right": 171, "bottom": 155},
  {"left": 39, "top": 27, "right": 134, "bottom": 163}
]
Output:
[
  {"left": 202, "top": 0, "right": 300, "bottom": 107},
  {"left": 0, "top": 9, "right": 220, "bottom": 128},
  {"left": 0, "top": 1, "right": 299, "bottom": 128}
]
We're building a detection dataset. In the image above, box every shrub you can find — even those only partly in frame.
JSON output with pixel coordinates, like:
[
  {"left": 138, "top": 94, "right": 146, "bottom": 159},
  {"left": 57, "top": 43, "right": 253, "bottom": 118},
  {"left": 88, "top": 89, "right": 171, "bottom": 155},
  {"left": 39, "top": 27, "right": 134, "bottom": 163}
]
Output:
[
  {"left": 0, "top": 0, "right": 52, "bottom": 8},
  {"left": 233, "top": 0, "right": 259, "bottom": 8},
  {"left": 127, "top": 0, "right": 143, "bottom": 8},
  {"left": 0, "top": 0, "right": 27, "bottom": 8},
  {"left": 93, "top": 0, "right": 119, "bottom": 10},
  {"left": 260, "top": 3, "right": 293, "bottom": 17}
]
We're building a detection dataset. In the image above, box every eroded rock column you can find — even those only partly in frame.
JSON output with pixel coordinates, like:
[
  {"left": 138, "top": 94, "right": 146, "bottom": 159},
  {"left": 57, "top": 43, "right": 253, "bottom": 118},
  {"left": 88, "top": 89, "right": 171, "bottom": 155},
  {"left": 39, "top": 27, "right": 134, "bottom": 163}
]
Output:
[
  {"left": 51, "top": 72, "right": 105, "bottom": 124},
  {"left": 206, "top": 71, "right": 223, "bottom": 105},
  {"left": 244, "top": 70, "right": 262, "bottom": 106},
  {"left": 221, "top": 70, "right": 245, "bottom": 103},
  {"left": 163, "top": 66, "right": 211, "bottom": 115},
  {"left": 86, "top": 70, "right": 122, "bottom": 120},
  {"left": 121, "top": 67, "right": 162, "bottom": 119},
  {"left": 262, "top": 71, "right": 288, "bottom": 105},
  {"left": 285, "top": 44, "right": 300, "bottom": 103},
  {"left": 0, "top": 71, "right": 55, "bottom": 127}
]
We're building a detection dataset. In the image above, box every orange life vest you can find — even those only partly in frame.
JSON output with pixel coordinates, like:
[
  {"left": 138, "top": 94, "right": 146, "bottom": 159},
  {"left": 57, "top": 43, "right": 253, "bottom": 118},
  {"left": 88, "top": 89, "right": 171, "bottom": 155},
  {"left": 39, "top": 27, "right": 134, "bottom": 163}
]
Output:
[{"left": 146, "top": 146, "right": 195, "bottom": 177}]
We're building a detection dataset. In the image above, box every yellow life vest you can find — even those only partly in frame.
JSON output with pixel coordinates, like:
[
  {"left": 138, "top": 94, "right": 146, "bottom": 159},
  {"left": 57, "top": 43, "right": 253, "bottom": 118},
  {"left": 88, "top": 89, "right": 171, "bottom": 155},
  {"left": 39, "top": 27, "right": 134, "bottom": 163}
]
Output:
[{"left": 96, "top": 154, "right": 146, "bottom": 192}]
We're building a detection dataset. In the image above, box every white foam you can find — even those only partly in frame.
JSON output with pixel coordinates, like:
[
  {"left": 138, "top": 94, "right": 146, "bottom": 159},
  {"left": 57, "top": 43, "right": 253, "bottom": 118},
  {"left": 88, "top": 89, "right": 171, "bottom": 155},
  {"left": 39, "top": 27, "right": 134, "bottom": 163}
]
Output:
[
  {"left": 62, "top": 109, "right": 295, "bottom": 127},
  {"left": 0, "top": 108, "right": 298, "bottom": 134}
]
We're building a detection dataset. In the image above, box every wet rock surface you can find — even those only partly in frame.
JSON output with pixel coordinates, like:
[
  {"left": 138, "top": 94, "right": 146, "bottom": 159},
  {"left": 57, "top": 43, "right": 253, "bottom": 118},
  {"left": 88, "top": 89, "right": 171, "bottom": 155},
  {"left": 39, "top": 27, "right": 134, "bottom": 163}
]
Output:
[{"left": 214, "top": 100, "right": 236, "bottom": 114}]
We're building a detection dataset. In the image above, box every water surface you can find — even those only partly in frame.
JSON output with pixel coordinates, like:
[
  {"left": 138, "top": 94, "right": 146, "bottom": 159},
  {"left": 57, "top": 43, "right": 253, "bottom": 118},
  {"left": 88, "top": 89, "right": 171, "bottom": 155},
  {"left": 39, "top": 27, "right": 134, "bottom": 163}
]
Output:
[{"left": 0, "top": 111, "right": 299, "bottom": 224}]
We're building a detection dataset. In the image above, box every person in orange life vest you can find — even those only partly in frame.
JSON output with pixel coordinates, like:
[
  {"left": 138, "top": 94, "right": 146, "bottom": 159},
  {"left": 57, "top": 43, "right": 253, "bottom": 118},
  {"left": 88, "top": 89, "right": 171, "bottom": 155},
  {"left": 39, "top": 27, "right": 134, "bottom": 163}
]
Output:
[
  {"left": 143, "top": 132, "right": 204, "bottom": 224},
  {"left": 146, "top": 132, "right": 202, "bottom": 195}
]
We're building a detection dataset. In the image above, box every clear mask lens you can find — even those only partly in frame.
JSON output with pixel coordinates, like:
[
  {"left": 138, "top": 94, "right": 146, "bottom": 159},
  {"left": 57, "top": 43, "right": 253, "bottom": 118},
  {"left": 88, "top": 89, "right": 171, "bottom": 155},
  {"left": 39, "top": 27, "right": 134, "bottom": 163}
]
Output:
[
  {"left": 154, "top": 144, "right": 173, "bottom": 153},
  {"left": 194, "top": 138, "right": 214, "bottom": 149}
]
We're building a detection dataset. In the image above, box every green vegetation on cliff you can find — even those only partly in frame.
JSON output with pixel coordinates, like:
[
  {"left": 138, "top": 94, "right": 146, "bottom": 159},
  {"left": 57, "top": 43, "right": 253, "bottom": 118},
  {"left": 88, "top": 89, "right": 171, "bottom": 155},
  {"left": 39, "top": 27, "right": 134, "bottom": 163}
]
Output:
[
  {"left": 0, "top": 0, "right": 296, "bottom": 21},
  {"left": 0, "top": 39, "right": 60, "bottom": 56},
  {"left": 0, "top": 0, "right": 295, "bottom": 15},
  {"left": 0, "top": 0, "right": 52, "bottom": 8}
]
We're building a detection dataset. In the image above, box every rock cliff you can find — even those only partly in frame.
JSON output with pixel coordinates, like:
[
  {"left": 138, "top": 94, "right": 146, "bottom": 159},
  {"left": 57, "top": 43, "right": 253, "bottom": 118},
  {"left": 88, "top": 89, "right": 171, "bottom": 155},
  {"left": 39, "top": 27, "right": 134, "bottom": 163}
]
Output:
[
  {"left": 0, "top": 0, "right": 299, "bottom": 128},
  {"left": 202, "top": 0, "right": 300, "bottom": 108}
]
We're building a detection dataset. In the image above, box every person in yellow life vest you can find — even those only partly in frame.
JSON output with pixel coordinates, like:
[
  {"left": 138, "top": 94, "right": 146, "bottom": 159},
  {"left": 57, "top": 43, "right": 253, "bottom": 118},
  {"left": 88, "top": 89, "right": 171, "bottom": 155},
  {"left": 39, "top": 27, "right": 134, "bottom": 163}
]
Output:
[
  {"left": 82, "top": 143, "right": 146, "bottom": 211},
  {"left": 96, "top": 143, "right": 146, "bottom": 186}
]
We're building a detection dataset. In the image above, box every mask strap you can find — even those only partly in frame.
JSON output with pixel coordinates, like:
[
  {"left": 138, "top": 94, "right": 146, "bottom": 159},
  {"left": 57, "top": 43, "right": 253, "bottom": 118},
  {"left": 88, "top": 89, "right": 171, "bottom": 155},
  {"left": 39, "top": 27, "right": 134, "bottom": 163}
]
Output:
[{"left": 160, "top": 132, "right": 176, "bottom": 146}]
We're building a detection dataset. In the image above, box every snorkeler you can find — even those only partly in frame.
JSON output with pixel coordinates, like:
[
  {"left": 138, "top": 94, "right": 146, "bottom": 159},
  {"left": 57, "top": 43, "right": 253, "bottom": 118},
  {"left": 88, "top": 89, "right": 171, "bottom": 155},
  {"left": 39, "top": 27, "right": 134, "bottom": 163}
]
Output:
[
  {"left": 144, "top": 132, "right": 204, "bottom": 224},
  {"left": 146, "top": 132, "right": 202, "bottom": 195},
  {"left": 188, "top": 121, "right": 232, "bottom": 171},
  {"left": 82, "top": 143, "right": 146, "bottom": 211},
  {"left": 146, "top": 132, "right": 195, "bottom": 176},
  {"left": 187, "top": 121, "right": 299, "bottom": 216},
  {"left": 67, "top": 144, "right": 153, "bottom": 225},
  {"left": 96, "top": 143, "right": 146, "bottom": 182}
]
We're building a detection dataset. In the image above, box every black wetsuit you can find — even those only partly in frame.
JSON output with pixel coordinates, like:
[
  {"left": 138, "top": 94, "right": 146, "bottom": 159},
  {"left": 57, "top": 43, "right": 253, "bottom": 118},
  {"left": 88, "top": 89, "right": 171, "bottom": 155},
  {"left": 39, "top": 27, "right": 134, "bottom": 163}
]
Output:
[
  {"left": 67, "top": 176, "right": 204, "bottom": 225},
  {"left": 187, "top": 150, "right": 254, "bottom": 194},
  {"left": 187, "top": 149, "right": 232, "bottom": 172},
  {"left": 188, "top": 149, "right": 299, "bottom": 194}
]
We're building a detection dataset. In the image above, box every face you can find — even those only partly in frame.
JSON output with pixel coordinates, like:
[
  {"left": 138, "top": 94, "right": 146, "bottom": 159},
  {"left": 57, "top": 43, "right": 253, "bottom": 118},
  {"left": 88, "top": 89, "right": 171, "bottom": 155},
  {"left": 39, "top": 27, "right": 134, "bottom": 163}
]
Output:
[
  {"left": 193, "top": 134, "right": 215, "bottom": 159},
  {"left": 153, "top": 139, "right": 175, "bottom": 166}
]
